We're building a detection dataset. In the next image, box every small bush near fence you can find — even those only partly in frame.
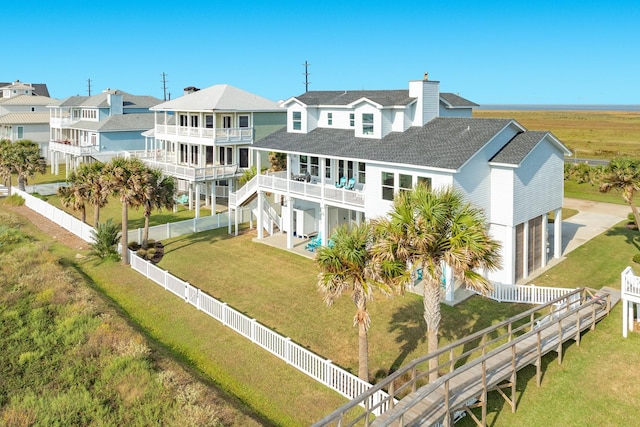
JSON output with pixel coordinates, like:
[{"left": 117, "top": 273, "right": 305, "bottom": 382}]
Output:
[{"left": 3, "top": 194, "right": 25, "bottom": 206}]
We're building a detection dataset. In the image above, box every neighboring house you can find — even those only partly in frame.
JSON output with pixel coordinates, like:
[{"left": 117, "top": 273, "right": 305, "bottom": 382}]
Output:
[
  {"left": 48, "top": 89, "right": 161, "bottom": 176},
  {"left": 229, "top": 74, "right": 571, "bottom": 295},
  {"left": 0, "top": 81, "right": 55, "bottom": 158},
  {"left": 131, "top": 84, "right": 286, "bottom": 217}
]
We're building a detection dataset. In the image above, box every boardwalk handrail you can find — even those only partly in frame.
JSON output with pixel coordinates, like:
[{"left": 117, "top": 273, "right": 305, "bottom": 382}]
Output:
[
  {"left": 311, "top": 288, "right": 592, "bottom": 426},
  {"left": 374, "top": 288, "right": 612, "bottom": 426}
]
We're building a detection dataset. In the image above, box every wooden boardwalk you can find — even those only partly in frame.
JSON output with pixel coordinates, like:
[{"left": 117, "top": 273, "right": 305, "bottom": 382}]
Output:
[{"left": 313, "top": 287, "right": 620, "bottom": 427}]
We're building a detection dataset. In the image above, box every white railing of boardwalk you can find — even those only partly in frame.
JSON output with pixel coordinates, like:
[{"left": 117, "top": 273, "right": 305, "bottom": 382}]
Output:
[
  {"left": 475, "top": 283, "right": 577, "bottom": 305},
  {"left": 621, "top": 266, "right": 640, "bottom": 303},
  {"left": 12, "top": 188, "right": 94, "bottom": 242},
  {"left": 129, "top": 251, "right": 390, "bottom": 413},
  {"left": 127, "top": 207, "right": 251, "bottom": 243},
  {"left": 256, "top": 174, "right": 365, "bottom": 208},
  {"left": 229, "top": 174, "right": 258, "bottom": 208}
]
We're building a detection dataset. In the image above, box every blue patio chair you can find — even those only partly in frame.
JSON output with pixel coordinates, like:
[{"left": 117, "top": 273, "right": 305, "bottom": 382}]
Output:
[
  {"left": 344, "top": 177, "right": 356, "bottom": 190},
  {"left": 305, "top": 234, "right": 322, "bottom": 251},
  {"left": 335, "top": 177, "right": 346, "bottom": 188}
]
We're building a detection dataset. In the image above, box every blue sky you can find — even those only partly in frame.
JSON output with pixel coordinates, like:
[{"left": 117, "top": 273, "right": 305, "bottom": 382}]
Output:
[{"left": 9, "top": 0, "right": 639, "bottom": 104}]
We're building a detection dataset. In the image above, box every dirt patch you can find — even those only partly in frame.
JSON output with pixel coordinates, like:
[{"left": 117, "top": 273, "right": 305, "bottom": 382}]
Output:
[{"left": 9, "top": 204, "right": 90, "bottom": 251}]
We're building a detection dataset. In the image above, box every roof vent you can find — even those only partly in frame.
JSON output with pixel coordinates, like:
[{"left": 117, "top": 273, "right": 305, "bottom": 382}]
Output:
[{"left": 424, "top": 72, "right": 429, "bottom": 81}]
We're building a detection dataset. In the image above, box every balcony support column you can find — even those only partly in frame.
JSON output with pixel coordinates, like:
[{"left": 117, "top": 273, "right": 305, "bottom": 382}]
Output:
[
  {"left": 286, "top": 196, "right": 293, "bottom": 249},
  {"left": 195, "top": 183, "right": 201, "bottom": 219},
  {"left": 211, "top": 181, "right": 217, "bottom": 216},
  {"left": 320, "top": 203, "right": 328, "bottom": 247},
  {"left": 553, "top": 207, "right": 562, "bottom": 258},
  {"left": 257, "top": 190, "right": 264, "bottom": 239}
]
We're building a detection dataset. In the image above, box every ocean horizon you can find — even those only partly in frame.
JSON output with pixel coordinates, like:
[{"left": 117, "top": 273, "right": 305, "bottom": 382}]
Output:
[{"left": 478, "top": 104, "right": 640, "bottom": 112}]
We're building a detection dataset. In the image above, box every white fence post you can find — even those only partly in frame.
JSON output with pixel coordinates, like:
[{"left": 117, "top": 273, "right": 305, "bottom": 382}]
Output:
[{"left": 251, "top": 319, "right": 257, "bottom": 343}]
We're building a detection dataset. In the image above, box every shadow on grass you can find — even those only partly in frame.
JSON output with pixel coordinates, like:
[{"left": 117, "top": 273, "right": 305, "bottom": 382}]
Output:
[
  {"left": 161, "top": 225, "right": 249, "bottom": 255},
  {"left": 605, "top": 223, "right": 640, "bottom": 252}
]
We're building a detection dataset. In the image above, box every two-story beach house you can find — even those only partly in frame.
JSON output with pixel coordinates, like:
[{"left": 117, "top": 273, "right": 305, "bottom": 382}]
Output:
[
  {"left": 228, "top": 74, "right": 571, "bottom": 295},
  {"left": 0, "top": 81, "right": 55, "bottom": 158},
  {"left": 131, "top": 84, "right": 286, "bottom": 217},
  {"left": 48, "top": 89, "right": 161, "bottom": 176}
]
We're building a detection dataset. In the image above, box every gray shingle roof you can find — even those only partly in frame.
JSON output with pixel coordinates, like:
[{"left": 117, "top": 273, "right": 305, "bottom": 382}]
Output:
[
  {"left": 71, "top": 114, "right": 155, "bottom": 132},
  {"left": 253, "top": 118, "right": 512, "bottom": 170},
  {"left": 490, "top": 131, "right": 551, "bottom": 165},
  {"left": 0, "top": 82, "right": 50, "bottom": 97},
  {"left": 440, "top": 93, "right": 479, "bottom": 108},
  {"left": 294, "top": 90, "right": 416, "bottom": 106}
]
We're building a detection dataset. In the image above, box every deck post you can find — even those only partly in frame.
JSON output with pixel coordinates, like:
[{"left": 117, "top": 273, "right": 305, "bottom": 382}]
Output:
[
  {"left": 536, "top": 332, "right": 542, "bottom": 386},
  {"left": 557, "top": 321, "right": 563, "bottom": 365}
]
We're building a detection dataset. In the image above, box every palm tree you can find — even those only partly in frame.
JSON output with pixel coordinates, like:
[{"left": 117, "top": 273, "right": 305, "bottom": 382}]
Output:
[
  {"left": 11, "top": 140, "right": 45, "bottom": 191},
  {"left": 104, "top": 157, "right": 148, "bottom": 265},
  {"left": 315, "top": 223, "right": 400, "bottom": 381},
  {"left": 140, "top": 169, "right": 175, "bottom": 249},
  {"left": 371, "top": 184, "right": 501, "bottom": 382},
  {"left": 0, "top": 139, "right": 13, "bottom": 193},
  {"left": 58, "top": 174, "right": 87, "bottom": 223},
  {"left": 82, "top": 162, "right": 111, "bottom": 228},
  {"left": 599, "top": 157, "right": 640, "bottom": 229}
]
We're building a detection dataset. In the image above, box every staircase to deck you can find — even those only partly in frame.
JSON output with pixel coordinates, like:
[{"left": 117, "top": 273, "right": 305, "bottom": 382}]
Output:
[{"left": 313, "top": 287, "right": 620, "bottom": 427}]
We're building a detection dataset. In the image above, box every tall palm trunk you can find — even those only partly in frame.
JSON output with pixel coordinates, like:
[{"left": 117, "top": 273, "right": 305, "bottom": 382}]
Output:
[
  {"left": 121, "top": 202, "right": 129, "bottom": 265},
  {"left": 6, "top": 176, "right": 12, "bottom": 195},
  {"left": 80, "top": 205, "right": 86, "bottom": 224},
  {"left": 142, "top": 210, "right": 151, "bottom": 249},
  {"left": 423, "top": 279, "right": 442, "bottom": 383},
  {"left": 358, "top": 321, "right": 369, "bottom": 381},
  {"left": 93, "top": 206, "right": 100, "bottom": 228}
]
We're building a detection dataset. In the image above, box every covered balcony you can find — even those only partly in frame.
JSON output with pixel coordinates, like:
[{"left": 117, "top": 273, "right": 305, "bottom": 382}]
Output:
[
  {"left": 49, "top": 140, "right": 98, "bottom": 156},
  {"left": 128, "top": 150, "right": 239, "bottom": 182},
  {"left": 155, "top": 124, "right": 253, "bottom": 144}
]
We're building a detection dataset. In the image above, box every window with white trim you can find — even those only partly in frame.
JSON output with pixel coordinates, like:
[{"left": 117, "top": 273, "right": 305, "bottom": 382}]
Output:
[
  {"left": 327, "top": 113, "right": 333, "bottom": 126},
  {"left": 191, "top": 115, "right": 198, "bottom": 128},
  {"left": 292, "top": 111, "right": 302, "bottom": 130},
  {"left": 382, "top": 172, "right": 395, "bottom": 200},
  {"left": 205, "top": 115, "right": 214, "bottom": 128},
  {"left": 399, "top": 174, "right": 412, "bottom": 193},
  {"left": 239, "top": 115, "right": 249, "bottom": 128},
  {"left": 310, "top": 156, "right": 319, "bottom": 176},
  {"left": 358, "top": 162, "right": 366, "bottom": 183},
  {"left": 349, "top": 113, "right": 355, "bottom": 127},
  {"left": 179, "top": 114, "right": 188, "bottom": 127},
  {"left": 239, "top": 148, "right": 249, "bottom": 168},
  {"left": 17, "top": 126, "right": 23, "bottom": 139},
  {"left": 362, "top": 113, "right": 374, "bottom": 135},
  {"left": 325, "top": 158, "right": 331, "bottom": 179},
  {"left": 299, "top": 155, "right": 308, "bottom": 174},
  {"left": 417, "top": 176, "right": 432, "bottom": 190}
]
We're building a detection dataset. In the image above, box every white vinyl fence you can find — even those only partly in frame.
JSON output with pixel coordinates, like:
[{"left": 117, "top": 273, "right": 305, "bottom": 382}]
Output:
[
  {"left": 12, "top": 187, "right": 94, "bottom": 242},
  {"left": 127, "top": 207, "right": 251, "bottom": 243},
  {"left": 129, "top": 251, "right": 390, "bottom": 412},
  {"left": 475, "top": 282, "right": 577, "bottom": 305}
]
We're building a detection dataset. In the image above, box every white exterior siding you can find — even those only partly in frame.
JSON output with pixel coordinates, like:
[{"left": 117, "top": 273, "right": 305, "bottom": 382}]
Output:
[
  {"left": 455, "top": 124, "right": 520, "bottom": 217},
  {"left": 364, "top": 162, "right": 454, "bottom": 219},
  {"left": 407, "top": 80, "right": 439, "bottom": 125},
  {"left": 488, "top": 223, "right": 515, "bottom": 284},
  {"left": 512, "top": 139, "right": 565, "bottom": 225},
  {"left": 489, "top": 166, "right": 515, "bottom": 226},
  {"left": 307, "top": 107, "right": 319, "bottom": 132},
  {"left": 439, "top": 107, "right": 473, "bottom": 118},
  {"left": 381, "top": 109, "right": 393, "bottom": 137}
]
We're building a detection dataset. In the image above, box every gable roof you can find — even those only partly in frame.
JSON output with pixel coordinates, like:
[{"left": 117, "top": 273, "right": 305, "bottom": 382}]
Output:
[
  {"left": 490, "top": 130, "right": 571, "bottom": 166},
  {"left": 0, "top": 112, "right": 50, "bottom": 125},
  {"left": 151, "top": 84, "right": 283, "bottom": 112},
  {"left": 289, "top": 90, "right": 476, "bottom": 110},
  {"left": 253, "top": 117, "right": 512, "bottom": 170},
  {"left": 440, "top": 93, "right": 479, "bottom": 108},
  {"left": 0, "top": 94, "right": 56, "bottom": 106},
  {"left": 0, "top": 82, "right": 50, "bottom": 97},
  {"left": 70, "top": 114, "right": 156, "bottom": 132},
  {"left": 80, "top": 91, "right": 161, "bottom": 109},
  {"left": 50, "top": 95, "right": 89, "bottom": 107}
]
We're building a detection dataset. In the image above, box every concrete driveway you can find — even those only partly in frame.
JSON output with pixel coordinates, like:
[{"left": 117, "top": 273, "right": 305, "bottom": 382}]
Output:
[{"left": 549, "top": 198, "right": 630, "bottom": 258}]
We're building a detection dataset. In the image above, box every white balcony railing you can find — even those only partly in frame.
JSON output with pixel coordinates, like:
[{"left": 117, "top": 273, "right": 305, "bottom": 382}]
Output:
[
  {"left": 155, "top": 125, "right": 253, "bottom": 144},
  {"left": 622, "top": 266, "right": 640, "bottom": 303},
  {"left": 139, "top": 158, "right": 239, "bottom": 181},
  {"left": 50, "top": 117, "right": 79, "bottom": 127},
  {"left": 257, "top": 173, "right": 365, "bottom": 208},
  {"left": 49, "top": 140, "right": 98, "bottom": 156}
]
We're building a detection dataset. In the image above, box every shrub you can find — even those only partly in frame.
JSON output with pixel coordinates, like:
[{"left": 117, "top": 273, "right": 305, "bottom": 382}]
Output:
[
  {"left": 0, "top": 225, "right": 27, "bottom": 247},
  {"left": 633, "top": 254, "right": 640, "bottom": 264},
  {"left": 3, "top": 194, "right": 25, "bottom": 206},
  {"left": 90, "top": 219, "right": 120, "bottom": 260},
  {"left": 128, "top": 241, "right": 141, "bottom": 251}
]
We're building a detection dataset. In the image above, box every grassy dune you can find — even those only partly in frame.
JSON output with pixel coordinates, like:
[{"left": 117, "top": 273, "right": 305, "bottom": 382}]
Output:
[{"left": 474, "top": 109, "right": 640, "bottom": 159}]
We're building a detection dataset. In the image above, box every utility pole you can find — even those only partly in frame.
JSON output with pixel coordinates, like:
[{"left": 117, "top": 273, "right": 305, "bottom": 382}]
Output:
[
  {"left": 87, "top": 78, "right": 92, "bottom": 96},
  {"left": 303, "top": 60, "right": 310, "bottom": 92},
  {"left": 161, "top": 72, "right": 169, "bottom": 101}
]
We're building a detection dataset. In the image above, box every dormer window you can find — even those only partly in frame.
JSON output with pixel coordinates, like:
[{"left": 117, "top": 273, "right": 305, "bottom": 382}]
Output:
[
  {"left": 292, "top": 111, "right": 302, "bottom": 130},
  {"left": 362, "top": 113, "right": 374, "bottom": 135},
  {"left": 328, "top": 113, "right": 333, "bottom": 126}
]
